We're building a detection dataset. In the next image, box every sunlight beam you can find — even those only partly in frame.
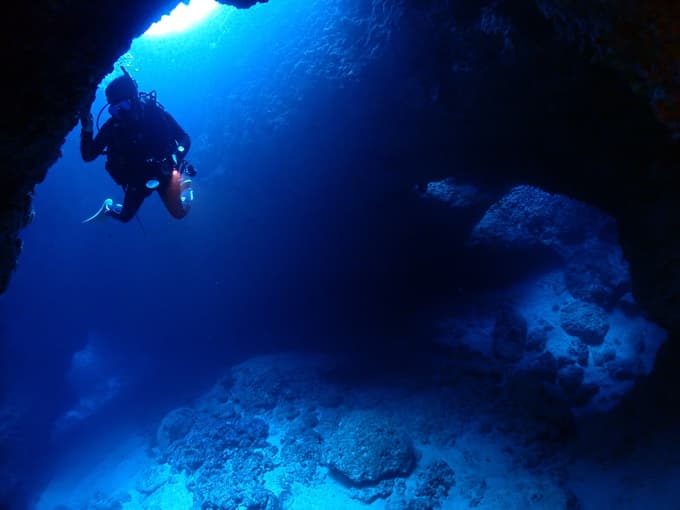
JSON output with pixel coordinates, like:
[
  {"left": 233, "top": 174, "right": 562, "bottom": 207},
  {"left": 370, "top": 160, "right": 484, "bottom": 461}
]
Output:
[{"left": 144, "top": 0, "right": 219, "bottom": 36}]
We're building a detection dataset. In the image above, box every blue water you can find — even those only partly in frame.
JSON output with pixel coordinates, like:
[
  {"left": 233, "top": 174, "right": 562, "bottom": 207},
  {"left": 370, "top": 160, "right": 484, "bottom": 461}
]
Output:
[
  {"left": 0, "top": 1, "right": 677, "bottom": 509},
  {"left": 2, "top": 1, "right": 414, "bottom": 502}
]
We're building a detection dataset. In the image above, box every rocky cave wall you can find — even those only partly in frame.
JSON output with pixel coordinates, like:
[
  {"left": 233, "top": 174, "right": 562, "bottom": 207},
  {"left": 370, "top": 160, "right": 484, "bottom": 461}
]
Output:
[{"left": 0, "top": 0, "right": 678, "bottom": 338}]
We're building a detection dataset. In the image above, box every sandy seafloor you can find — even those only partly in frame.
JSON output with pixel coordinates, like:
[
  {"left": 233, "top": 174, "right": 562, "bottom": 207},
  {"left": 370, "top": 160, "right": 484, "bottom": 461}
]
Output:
[{"left": 36, "top": 348, "right": 680, "bottom": 510}]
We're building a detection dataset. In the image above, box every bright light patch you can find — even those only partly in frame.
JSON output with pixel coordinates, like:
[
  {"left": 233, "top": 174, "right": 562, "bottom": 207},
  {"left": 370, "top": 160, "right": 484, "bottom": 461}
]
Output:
[{"left": 145, "top": 0, "right": 219, "bottom": 36}]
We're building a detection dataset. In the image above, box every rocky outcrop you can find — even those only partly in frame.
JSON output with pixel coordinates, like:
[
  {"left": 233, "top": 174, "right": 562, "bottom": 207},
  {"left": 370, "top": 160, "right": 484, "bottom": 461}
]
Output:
[
  {"left": 436, "top": 184, "right": 667, "bottom": 413},
  {"left": 61, "top": 353, "right": 589, "bottom": 510},
  {"left": 560, "top": 300, "right": 610, "bottom": 346},
  {"left": 156, "top": 407, "right": 196, "bottom": 450},
  {"left": 325, "top": 410, "right": 417, "bottom": 486},
  {"left": 469, "top": 185, "right": 609, "bottom": 255}
]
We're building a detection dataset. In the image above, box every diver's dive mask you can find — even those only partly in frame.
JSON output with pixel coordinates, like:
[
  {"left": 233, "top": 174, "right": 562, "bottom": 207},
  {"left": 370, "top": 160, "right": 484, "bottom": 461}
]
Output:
[{"left": 108, "top": 99, "right": 132, "bottom": 119}]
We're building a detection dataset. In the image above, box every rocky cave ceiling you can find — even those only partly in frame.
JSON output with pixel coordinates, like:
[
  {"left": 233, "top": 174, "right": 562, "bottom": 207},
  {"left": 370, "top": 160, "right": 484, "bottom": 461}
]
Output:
[{"left": 1, "top": 0, "right": 678, "bottom": 341}]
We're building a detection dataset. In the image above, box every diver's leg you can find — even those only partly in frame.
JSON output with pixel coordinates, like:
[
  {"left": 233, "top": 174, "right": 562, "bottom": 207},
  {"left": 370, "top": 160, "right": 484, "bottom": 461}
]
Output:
[
  {"left": 158, "top": 171, "right": 192, "bottom": 219},
  {"left": 107, "top": 185, "right": 149, "bottom": 223}
]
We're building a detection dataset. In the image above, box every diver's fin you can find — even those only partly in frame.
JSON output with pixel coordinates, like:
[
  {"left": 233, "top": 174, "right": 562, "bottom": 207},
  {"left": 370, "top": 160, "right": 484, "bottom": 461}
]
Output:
[{"left": 82, "top": 198, "right": 114, "bottom": 224}]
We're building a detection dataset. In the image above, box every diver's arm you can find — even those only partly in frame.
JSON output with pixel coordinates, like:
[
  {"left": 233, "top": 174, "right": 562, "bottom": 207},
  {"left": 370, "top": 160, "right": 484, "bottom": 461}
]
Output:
[{"left": 80, "top": 121, "right": 109, "bottom": 162}]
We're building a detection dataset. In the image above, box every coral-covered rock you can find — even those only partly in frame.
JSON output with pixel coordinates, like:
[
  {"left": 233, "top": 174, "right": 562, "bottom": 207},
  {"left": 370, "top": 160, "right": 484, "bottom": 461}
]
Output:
[
  {"left": 280, "top": 424, "right": 323, "bottom": 483},
  {"left": 469, "top": 186, "right": 609, "bottom": 255},
  {"left": 325, "top": 411, "right": 416, "bottom": 486},
  {"left": 415, "top": 460, "right": 455, "bottom": 501},
  {"left": 350, "top": 480, "right": 395, "bottom": 503},
  {"left": 229, "top": 354, "right": 341, "bottom": 412},
  {"left": 386, "top": 498, "right": 437, "bottom": 510},
  {"left": 418, "top": 177, "right": 488, "bottom": 208},
  {"left": 196, "top": 481, "right": 279, "bottom": 510},
  {"left": 564, "top": 247, "right": 630, "bottom": 309},
  {"left": 560, "top": 300, "right": 609, "bottom": 346},
  {"left": 162, "top": 413, "right": 269, "bottom": 474},
  {"left": 189, "top": 449, "right": 278, "bottom": 510},
  {"left": 156, "top": 407, "right": 196, "bottom": 450}
]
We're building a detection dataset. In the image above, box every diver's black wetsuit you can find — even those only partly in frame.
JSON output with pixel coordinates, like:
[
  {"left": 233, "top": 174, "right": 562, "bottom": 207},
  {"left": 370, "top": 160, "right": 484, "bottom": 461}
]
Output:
[{"left": 80, "top": 99, "right": 191, "bottom": 222}]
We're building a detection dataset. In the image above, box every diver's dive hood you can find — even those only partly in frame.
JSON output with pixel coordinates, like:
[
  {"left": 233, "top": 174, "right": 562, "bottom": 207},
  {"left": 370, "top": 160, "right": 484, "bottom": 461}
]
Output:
[{"left": 105, "top": 67, "right": 138, "bottom": 105}]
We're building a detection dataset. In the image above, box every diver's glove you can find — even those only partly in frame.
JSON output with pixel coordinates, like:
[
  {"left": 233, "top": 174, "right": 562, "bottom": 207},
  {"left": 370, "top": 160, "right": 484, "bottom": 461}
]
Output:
[{"left": 80, "top": 112, "right": 93, "bottom": 133}]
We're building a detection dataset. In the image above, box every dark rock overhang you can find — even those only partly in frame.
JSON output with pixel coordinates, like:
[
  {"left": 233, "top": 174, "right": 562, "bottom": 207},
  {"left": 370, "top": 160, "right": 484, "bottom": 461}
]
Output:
[{"left": 0, "top": 0, "right": 678, "bottom": 340}]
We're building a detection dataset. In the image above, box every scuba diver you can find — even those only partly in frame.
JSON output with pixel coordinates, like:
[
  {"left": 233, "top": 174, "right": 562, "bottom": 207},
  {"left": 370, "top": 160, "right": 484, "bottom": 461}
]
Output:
[{"left": 80, "top": 67, "right": 196, "bottom": 223}]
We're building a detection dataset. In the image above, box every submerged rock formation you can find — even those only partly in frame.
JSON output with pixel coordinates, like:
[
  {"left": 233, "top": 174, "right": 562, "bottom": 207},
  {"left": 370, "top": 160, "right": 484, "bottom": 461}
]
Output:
[{"left": 435, "top": 184, "right": 666, "bottom": 413}]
